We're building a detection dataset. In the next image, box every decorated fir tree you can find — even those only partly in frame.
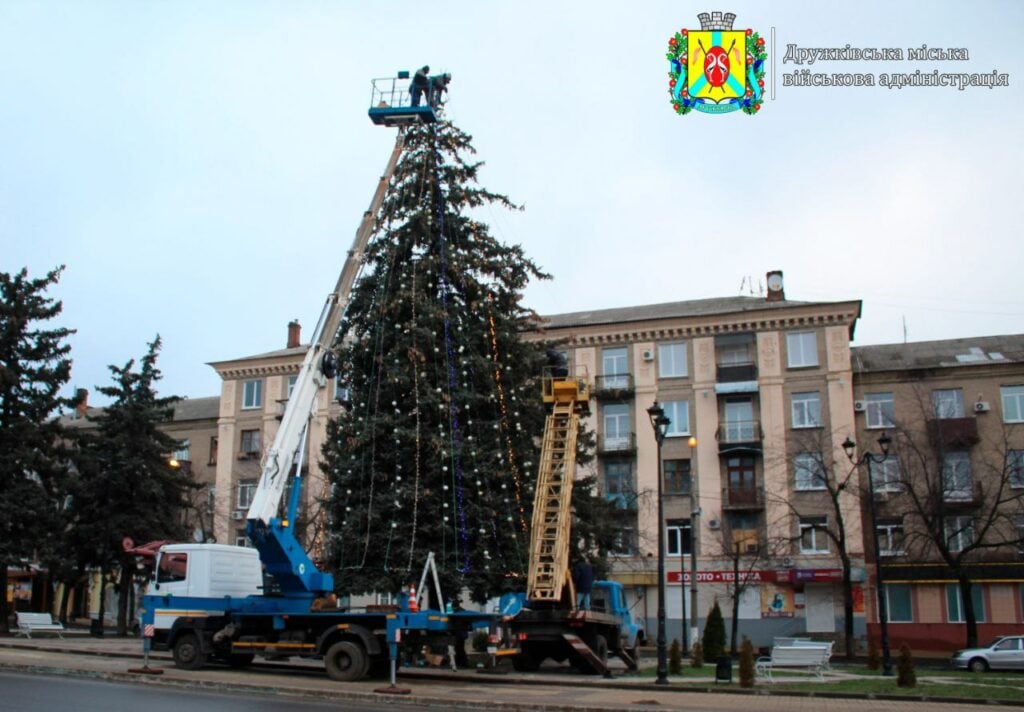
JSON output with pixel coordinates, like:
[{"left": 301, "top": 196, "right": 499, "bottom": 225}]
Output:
[{"left": 322, "top": 121, "right": 562, "bottom": 603}]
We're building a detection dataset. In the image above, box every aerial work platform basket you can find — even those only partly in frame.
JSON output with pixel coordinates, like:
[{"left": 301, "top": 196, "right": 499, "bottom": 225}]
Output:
[{"left": 368, "top": 72, "right": 440, "bottom": 126}]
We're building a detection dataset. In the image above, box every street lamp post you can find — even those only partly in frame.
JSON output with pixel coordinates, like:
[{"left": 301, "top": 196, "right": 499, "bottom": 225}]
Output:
[
  {"left": 687, "top": 435, "right": 699, "bottom": 653},
  {"left": 843, "top": 431, "right": 894, "bottom": 677},
  {"left": 648, "top": 402, "right": 671, "bottom": 685}
]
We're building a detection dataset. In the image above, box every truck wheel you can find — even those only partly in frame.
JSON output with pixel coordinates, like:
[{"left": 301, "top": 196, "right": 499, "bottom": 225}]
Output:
[
  {"left": 592, "top": 634, "right": 609, "bottom": 664},
  {"left": 172, "top": 632, "right": 207, "bottom": 671},
  {"left": 325, "top": 640, "right": 368, "bottom": 682}
]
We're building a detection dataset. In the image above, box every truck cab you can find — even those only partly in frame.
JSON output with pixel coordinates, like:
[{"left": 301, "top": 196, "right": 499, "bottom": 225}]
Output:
[
  {"left": 590, "top": 580, "right": 644, "bottom": 650},
  {"left": 148, "top": 544, "right": 262, "bottom": 599}
]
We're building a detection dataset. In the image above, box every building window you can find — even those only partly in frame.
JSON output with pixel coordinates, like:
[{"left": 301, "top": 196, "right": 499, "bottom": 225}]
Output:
[
  {"left": 865, "top": 392, "right": 895, "bottom": 429},
  {"left": 786, "top": 331, "right": 818, "bottom": 368},
  {"left": 242, "top": 379, "right": 263, "bottom": 410},
  {"left": 944, "top": 515, "right": 974, "bottom": 553},
  {"left": 1008, "top": 450, "right": 1024, "bottom": 489},
  {"left": 1003, "top": 385, "right": 1024, "bottom": 423},
  {"left": 157, "top": 553, "right": 187, "bottom": 584},
  {"left": 666, "top": 519, "right": 692, "bottom": 556},
  {"left": 799, "top": 516, "right": 829, "bottom": 553},
  {"left": 869, "top": 456, "right": 901, "bottom": 493},
  {"left": 237, "top": 480, "right": 257, "bottom": 509},
  {"left": 287, "top": 374, "right": 298, "bottom": 399},
  {"left": 611, "top": 526, "right": 636, "bottom": 556},
  {"left": 885, "top": 583, "right": 913, "bottom": 623},
  {"left": 658, "top": 342, "right": 688, "bottom": 378},
  {"left": 932, "top": 388, "right": 964, "bottom": 419},
  {"left": 876, "top": 520, "right": 904, "bottom": 556},
  {"left": 664, "top": 459, "right": 692, "bottom": 495},
  {"left": 663, "top": 400, "right": 690, "bottom": 437},
  {"left": 602, "top": 347, "right": 628, "bottom": 388},
  {"left": 208, "top": 436, "right": 218, "bottom": 466},
  {"left": 602, "top": 404, "right": 631, "bottom": 451},
  {"left": 376, "top": 591, "right": 395, "bottom": 606},
  {"left": 173, "top": 439, "right": 190, "bottom": 462},
  {"left": 791, "top": 392, "right": 822, "bottom": 429},
  {"left": 717, "top": 341, "right": 753, "bottom": 366},
  {"left": 241, "top": 429, "right": 261, "bottom": 457},
  {"left": 946, "top": 583, "right": 985, "bottom": 623},
  {"left": 942, "top": 452, "right": 973, "bottom": 501},
  {"left": 794, "top": 452, "right": 825, "bottom": 491},
  {"left": 604, "top": 461, "right": 634, "bottom": 510},
  {"left": 235, "top": 533, "right": 251, "bottom": 548},
  {"left": 722, "top": 399, "right": 755, "bottom": 442}
]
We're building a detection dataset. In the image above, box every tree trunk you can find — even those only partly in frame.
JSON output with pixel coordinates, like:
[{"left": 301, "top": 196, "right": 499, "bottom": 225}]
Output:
[
  {"left": 59, "top": 578, "right": 72, "bottom": 625},
  {"left": 842, "top": 556, "right": 855, "bottom": 658},
  {"left": 959, "top": 577, "right": 978, "bottom": 648},
  {"left": 730, "top": 552, "right": 740, "bottom": 655},
  {"left": 0, "top": 564, "right": 9, "bottom": 634},
  {"left": 97, "top": 563, "right": 107, "bottom": 634}
]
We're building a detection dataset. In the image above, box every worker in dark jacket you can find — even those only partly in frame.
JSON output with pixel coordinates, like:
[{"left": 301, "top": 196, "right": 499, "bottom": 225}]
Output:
[
  {"left": 410, "top": 65, "right": 430, "bottom": 107},
  {"left": 428, "top": 72, "right": 451, "bottom": 108},
  {"left": 572, "top": 557, "right": 594, "bottom": 610}
]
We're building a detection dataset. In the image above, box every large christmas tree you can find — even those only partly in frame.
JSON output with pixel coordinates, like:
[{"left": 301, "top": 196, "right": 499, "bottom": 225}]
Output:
[{"left": 322, "top": 121, "right": 554, "bottom": 603}]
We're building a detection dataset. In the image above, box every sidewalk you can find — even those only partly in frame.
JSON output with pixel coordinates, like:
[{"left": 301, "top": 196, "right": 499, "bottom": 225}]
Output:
[{"left": 0, "top": 635, "right": 1013, "bottom": 712}]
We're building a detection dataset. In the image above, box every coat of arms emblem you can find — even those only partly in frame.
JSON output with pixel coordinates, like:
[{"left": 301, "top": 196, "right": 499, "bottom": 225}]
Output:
[{"left": 667, "top": 11, "right": 767, "bottom": 115}]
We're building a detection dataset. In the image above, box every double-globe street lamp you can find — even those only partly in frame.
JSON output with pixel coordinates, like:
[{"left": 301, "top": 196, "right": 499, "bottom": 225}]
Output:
[
  {"left": 842, "top": 431, "right": 894, "bottom": 676},
  {"left": 647, "top": 402, "right": 671, "bottom": 685}
]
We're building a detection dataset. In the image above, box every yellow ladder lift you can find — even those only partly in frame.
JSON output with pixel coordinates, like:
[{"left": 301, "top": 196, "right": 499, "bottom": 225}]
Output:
[{"left": 526, "top": 366, "right": 590, "bottom": 606}]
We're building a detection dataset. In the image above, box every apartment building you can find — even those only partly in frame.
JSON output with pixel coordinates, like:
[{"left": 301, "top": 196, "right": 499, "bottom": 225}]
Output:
[
  {"left": 852, "top": 335, "right": 1024, "bottom": 652},
  {"left": 535, "top": 273, "right": 865, "bottom": 646}
]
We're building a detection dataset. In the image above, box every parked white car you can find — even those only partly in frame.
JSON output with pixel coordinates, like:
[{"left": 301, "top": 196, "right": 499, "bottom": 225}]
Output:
[{"left": 951, "top": 636, "right": 1024, "bottom": 672}]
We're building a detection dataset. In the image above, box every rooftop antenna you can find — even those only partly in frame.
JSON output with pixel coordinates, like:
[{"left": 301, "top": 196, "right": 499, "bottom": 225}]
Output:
[{"left": 902, "top": 316, "right": 908, "bottom": 344}]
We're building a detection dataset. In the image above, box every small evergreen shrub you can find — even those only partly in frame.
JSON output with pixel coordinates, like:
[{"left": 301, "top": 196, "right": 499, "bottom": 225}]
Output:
[{"left": 897, "top": 644, "right": 916, "bottom": 688}]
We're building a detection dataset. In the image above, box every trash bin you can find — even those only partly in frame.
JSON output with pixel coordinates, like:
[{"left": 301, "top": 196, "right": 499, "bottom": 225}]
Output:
[
  {"left": 90, "top": 618, "right": 104, "bottom": 638},
  {"left": 715, "top": 655, "right": 732, "bottom": 683}
]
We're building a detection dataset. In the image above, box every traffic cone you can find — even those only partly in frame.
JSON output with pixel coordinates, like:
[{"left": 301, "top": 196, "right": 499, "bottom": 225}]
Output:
[{"left": 408, "top": 584, "right": 419, "bottom": 613}]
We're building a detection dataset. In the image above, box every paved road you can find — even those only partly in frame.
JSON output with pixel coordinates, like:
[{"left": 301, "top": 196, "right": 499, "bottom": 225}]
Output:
[
  {"left": 0, "top": 671, "right": 394, "bottom": 712},
  {"left": 0, "top": 636, "right": 1010, "bottom": 712}
]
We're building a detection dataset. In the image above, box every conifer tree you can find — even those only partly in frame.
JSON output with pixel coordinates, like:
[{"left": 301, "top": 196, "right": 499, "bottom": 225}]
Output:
[
  {"left": 77, "top": 336, "right": 196, "bottom": 634},
  {"left": 702, "top": 600, "right": 727, "bottom": 661},
  {"left": 0, "top": 267, "right": 75, "bottom": 633},
  {"left": 323, "top": 121, "right": 570, "bottom": 603}
]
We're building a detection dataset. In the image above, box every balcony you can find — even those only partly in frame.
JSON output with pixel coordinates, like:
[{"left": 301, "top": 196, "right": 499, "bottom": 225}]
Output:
[
  {"left": 942, "top": 481, "right": 983, "bottom": 509},
  {"left": 927, "top": 417, "right": 980, "bottom": 448},
  {"left": 722, "top": 486, "right": 765, "bottom": 511},
  {"left": 593, "top": 374, "right": 634, "bottom": 400},
  {"left": 716, "top": 420, "right": 763, "bottom": 453},
  {"left": 598, "top": 432, "right": 637, "bottom": 455},
  {"left": 716, "top": 363, "right": 758, "bottom": 383}
]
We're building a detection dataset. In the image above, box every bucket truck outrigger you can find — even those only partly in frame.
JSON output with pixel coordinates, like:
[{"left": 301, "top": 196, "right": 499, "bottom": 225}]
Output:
[{"left": 136, "top": 73, "right": 495, "bottom": 683}]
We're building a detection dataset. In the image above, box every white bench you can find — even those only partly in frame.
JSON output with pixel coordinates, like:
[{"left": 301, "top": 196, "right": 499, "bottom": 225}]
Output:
[
  {"left": 756, "top": 644, "right": 832, "bottom": 682},
  {"left": 772, "top": 638, "right": 834, "bottom": 670},
  {"left": 14, "top": 612, "right": 75, "bottom": 639}
]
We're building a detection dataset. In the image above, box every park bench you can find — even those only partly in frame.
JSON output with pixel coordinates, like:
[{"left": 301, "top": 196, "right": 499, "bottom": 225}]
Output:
[
  {"left": 14, "top": 612, "right": 80, "bottom": 639},
  {"left": 755, "top": 643, "right": 832, "bottom": 682},
  {"left": 772, "top": 637, "right": 834, "bottom": 669}
]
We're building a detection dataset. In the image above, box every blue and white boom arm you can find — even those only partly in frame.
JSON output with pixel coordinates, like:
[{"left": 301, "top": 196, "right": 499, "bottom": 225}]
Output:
[{"left": 244, "top": 130, "right": 406, "bottom": 595}]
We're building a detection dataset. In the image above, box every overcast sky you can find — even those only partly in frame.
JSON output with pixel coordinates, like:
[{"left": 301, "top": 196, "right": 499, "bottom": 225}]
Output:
[{"left": 3, "top": 1, "right": 1022, "bottom": 405}]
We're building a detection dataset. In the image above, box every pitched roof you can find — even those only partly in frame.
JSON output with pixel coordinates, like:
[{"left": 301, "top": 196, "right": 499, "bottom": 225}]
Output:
[
  {"left": 852, "top": 334, "right": 1024, "bottom": 373},
  {"left": 208, "top": 344, "right": 307, "bottom": 366},
  {"left": 539, "top": 296, "right": 838, "bottom": 329},
  {"left": 172, "top": 396, "right": 220, "bottom": 421}
]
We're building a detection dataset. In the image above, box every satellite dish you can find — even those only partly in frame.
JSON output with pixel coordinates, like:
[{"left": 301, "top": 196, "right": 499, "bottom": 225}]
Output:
[{"left": 193, "top": 528, "right": 205, "bottom": 543}]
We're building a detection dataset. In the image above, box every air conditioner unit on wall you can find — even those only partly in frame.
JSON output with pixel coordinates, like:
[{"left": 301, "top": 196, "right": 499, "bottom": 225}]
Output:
[
  {"left": 232, "top": 510, "right": 245, "bottom": 521},
  {"left": 642, "top": 349, "right": 655, "bottom": 362},
  {"left": 974, "top": 401, "right": 991, "bottom": 413},
  {"left": 853, "top": 400, "right": 866, "bottom": 412},
  {"left": 707, "top": 518, "right": 721, "bottom": 530}
]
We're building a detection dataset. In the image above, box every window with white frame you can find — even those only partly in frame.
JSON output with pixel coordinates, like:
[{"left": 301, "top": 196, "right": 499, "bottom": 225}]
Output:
[
  {"left": 942, "top": 452, "right": 973, "bottom": 501},
  {"left": 663, "top": 400, "right": 690, "bottom": 437},
  {"left": 717, "top": 341, "right": 752, "bottom": 366},
  {"left": 944, "top": 515, "right": 974, "bottom": 553},
  {"left": 799, "top": 516, "right": 829, "bottom": 553},
  {"left": 242, "top": 379, "right": 263, "bottom": 410},
  {"left": 237, "top": 480, "right": 257, "bottom": 509},
  {"left": 1008, "top": 450, "right": 1024, "bottom": 489},
  {"left": 794, "top": 452, "right": 825, "bottom": 491},
  {"left": 791, "top": 392, "right": 822, "bottom": 429},
  {"left": 602, "top": 404, "right": 631, "bottom": 451},
  {"left": 932, "top": 388, "right": 964, "bottom": 419},
  {"left": 946, "top": 583, "right": 985, "bottom": 623},
  {"left": 666, "top": 519, "right": 692, "bottom": 556},
  {"left": 287, "top": 374, "right": 297, "bottom": 399},
  {"left": 1003, "top": 386, "right": 1024, "bottom": 423},
  {"left": 865, "top": 392, "right": 895, "bottom": 429},
  {"left": 602, "top": 347, "right": 628, "bottom": 388},
  {"left": 869, "top": 456, "right": 901, "bottom": 493},
  {"left": 876, "top": 520, "right": 905, "bottom": 556},
  {"left": 786, "top": 331, "right": 818, "bottom": 368},
  {"left": 885, "top": 583, "right": 913, "bottom": 622},
  {"left": 173, "top": 439, "right": 190, "bottom": 462},
  {"left": 658, "top": 342, "right": 688, "bottom": 378}
]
